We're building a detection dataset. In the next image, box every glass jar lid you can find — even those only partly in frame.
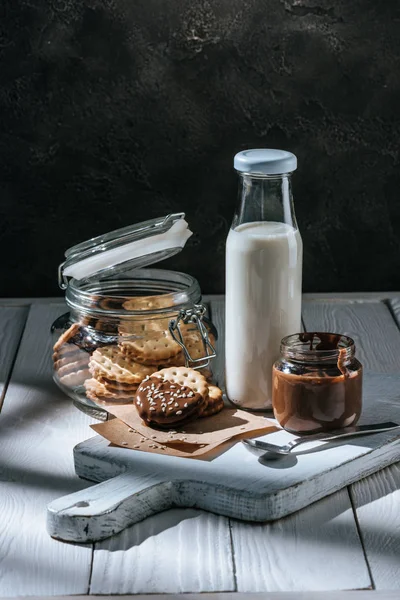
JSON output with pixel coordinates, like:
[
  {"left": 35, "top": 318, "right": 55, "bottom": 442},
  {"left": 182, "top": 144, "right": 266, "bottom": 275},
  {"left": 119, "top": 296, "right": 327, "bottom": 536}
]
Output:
[{"left": 58, "top": 213, "right": 192, "bottom": 289}]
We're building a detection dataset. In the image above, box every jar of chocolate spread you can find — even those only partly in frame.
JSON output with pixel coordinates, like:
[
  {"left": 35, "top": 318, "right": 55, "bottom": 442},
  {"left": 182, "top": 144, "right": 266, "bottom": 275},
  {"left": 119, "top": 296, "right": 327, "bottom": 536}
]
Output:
[{"left": 272, "top": 333, "right": 363, "bottom": 434}]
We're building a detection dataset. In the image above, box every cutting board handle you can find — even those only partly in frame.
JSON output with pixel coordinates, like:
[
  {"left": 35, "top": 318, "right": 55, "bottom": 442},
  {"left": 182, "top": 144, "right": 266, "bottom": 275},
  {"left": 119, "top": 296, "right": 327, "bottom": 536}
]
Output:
[{"left": 47, "top": 471, "right": 172, "bottom": 543}]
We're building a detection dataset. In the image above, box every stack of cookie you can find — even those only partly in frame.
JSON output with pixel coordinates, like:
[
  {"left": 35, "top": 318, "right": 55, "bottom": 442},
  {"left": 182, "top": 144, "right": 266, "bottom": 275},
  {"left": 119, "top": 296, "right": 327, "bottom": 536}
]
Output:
[
  {"left": 119, "top": 321, "right": 214, "bottom": 374},
  {"left": 53, "top": 315, "right": 216, "bottom": 408},
  {"left": 53, "top": 324, "right": 91, "bottom": 388},
  {"left": 85, "top": 346, "right": 154, "bottom": 404},
  {"left": 135, "top": 366, "right": 224, "bottom": 429}
]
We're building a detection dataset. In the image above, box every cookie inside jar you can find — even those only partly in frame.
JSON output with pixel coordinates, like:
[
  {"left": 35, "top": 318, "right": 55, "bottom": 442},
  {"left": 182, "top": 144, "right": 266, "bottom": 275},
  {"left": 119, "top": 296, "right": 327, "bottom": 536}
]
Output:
[{"left": 51, "top": 268, "right": 218, "bottom": 418}]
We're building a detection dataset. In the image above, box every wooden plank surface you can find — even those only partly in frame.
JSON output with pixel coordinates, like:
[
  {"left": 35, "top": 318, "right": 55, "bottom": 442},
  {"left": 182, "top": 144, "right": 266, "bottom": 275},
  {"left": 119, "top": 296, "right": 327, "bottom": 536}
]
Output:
[
  {"left": 1, "top": 295, "right": 400, "bottom": 596},
  {"left": 87, "top": 297, "right": 400, "bottom": 593},
  {"left": 350, "top": 462, "right": 400, "bottom": 590},
  {"left": 0, "top": 297, "right": 64, "bottom": 306},
  {"left": 0, "top": 304, "right": 95, "bottom": 597},
  {"left": 58, "top": 377, "right": 399, "bottom": 539},
  {"left": 231, "top": 488, "right": 371, "bottom": 592},
  {"left": 0, "top": 307, "right": 28, "bottom": 411},
  {"left": 90, "top": 509, "right": 235, "bottom": 594},
  {"left": 213, "top": 297, "right": 374, "bottom": 592},
  {"left": 89, "top": 295, "right": 235, "bottom": 594},
  {"left": 388, "top": 297, "right": 400, "bottom": 327},
  {"left": 3, "top": 592, "right": 400, "bottom": 600},
  {"left": 206, "top": 291, "right": 400, "bottom": 302},
  {"left": 304, "top": 297, "right": 400, "bottom": 590},
  {"left": 302, "top": 300, "right": 400, "bottom": 372},
  {"left": 3, "top": 593, "right": 400, "bottom": 600},
  {"left": 229, "top": 297, "right": 400, "bottom": 592},
  {"left": 192, "top": 298, "right": 370, "bottom": 592}
]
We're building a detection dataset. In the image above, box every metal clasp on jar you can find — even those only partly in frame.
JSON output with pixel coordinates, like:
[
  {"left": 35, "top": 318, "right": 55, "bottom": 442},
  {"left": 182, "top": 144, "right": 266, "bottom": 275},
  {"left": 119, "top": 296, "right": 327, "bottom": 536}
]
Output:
[{"left": 169, "top": 305, "right": 216, "bottom": 369}]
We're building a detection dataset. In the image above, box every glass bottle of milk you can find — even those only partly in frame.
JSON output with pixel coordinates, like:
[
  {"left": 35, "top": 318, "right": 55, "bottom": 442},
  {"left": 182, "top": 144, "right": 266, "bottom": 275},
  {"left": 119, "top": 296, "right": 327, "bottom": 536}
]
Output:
[{"left": 225, "top": 149, "right": 303, "bottom": 410}]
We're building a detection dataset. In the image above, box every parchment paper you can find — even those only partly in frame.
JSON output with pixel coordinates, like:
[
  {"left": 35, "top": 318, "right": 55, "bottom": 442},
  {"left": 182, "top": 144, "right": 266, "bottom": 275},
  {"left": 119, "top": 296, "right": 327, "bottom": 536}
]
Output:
[{"left": 91, "top": 405, "right": 277, "bottom": 459}]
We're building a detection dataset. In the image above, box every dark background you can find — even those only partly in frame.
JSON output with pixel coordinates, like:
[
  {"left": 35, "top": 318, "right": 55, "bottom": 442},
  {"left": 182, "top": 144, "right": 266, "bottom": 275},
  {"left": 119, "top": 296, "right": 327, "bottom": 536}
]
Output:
[{"left": 1, "top": 0, "right": 399, "bottom": 297}]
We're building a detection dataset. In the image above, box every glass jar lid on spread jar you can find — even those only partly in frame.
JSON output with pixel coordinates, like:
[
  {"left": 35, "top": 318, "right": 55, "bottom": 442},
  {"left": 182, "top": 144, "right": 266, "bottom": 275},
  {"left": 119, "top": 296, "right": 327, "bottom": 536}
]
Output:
[
  {"left": 51, "top": 214, "right": 217, "bottom": 417},
  {"left": 272, "top": 332, "right": 363, "bottom": 434}
]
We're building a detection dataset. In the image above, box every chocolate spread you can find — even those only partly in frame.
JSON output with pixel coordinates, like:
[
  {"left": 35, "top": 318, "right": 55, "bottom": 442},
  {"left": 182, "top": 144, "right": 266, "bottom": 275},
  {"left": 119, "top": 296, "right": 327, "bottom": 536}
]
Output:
[{"left": 272, "top": 333, "right": 363, "bottom": 434}]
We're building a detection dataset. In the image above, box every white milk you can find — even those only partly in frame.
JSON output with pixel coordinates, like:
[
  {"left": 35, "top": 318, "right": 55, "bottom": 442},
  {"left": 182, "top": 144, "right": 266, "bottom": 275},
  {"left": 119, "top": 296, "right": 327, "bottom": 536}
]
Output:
[{"left": 225, "top": 221, "right": 302, "bottom": 409}]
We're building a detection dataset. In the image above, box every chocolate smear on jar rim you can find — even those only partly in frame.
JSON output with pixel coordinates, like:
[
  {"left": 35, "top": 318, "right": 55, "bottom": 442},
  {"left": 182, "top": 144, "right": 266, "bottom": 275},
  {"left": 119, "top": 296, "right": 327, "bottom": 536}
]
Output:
[{"left": 292, "top": 332, "right": 355, "bottom": 377}]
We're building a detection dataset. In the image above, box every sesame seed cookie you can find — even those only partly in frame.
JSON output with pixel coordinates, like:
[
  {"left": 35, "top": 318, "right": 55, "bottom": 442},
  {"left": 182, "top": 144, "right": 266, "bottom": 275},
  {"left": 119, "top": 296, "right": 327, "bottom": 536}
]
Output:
[
  {"left": 200, "top": 385, "right": 224, "bottom": 418},
  {"left": 135, "top": 376, "right": 207, "bottom": 428},
  {"left": 152, "top": 366, "right": 209, "bottom": 400}
]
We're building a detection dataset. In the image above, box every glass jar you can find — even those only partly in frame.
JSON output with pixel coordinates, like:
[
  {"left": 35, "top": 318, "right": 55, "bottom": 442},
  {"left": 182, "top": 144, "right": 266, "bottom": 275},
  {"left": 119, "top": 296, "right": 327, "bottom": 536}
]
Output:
[
  {"left": 272, "top": 332, "right": 363, "bottom": 434},
  {"left": 51, "top": 214, "right": 217, "bottom": 417}
]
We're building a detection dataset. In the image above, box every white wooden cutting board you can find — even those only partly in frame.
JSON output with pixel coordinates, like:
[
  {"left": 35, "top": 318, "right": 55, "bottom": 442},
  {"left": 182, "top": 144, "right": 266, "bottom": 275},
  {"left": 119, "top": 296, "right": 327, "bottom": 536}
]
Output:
[{"left": 47, "top": 372, "right": 400, "bottom": 543}]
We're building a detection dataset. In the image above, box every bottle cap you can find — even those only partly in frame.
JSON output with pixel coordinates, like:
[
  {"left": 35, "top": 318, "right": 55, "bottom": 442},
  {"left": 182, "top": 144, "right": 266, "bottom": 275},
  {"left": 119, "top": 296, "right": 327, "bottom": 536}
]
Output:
[{"left": 234, "top": 149, "right": 297, "bottom": 175}]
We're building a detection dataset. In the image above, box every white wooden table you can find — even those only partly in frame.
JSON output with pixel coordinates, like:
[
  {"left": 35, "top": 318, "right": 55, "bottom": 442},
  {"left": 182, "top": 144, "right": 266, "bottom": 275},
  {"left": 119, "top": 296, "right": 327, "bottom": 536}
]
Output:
[{"left": 1, "top": 293, "right": 400, "bottom": 599}]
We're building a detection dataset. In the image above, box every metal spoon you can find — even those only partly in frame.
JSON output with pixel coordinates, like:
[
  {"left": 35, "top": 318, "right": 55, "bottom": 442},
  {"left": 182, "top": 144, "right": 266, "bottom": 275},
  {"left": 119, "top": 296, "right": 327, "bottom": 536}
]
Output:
[{"left": 243, "top": 422, "right": 400, "bottom": 458}]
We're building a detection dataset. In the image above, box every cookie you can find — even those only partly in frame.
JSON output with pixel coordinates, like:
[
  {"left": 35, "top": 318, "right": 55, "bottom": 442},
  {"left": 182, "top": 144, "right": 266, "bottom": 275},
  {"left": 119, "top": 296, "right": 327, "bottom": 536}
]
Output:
[
  {"left": 70, "top": 325, "right": 112, "bottom": 352},
  {"left": 78, "top": 315, "right": 119, "bottom": 335},
  {"left": 53, "top": 350, "right": 83, "bottom": 369},
  {"left": 200, "top": 385, "right": 224, "bottom": 418},
  {"left": 97, "top": 375, "right": 139, "bottom": 390},
  {"left": 122, "top": 295, "right": 174, "bottom": 311},
  {"left": 120, "top": 331, "right": 182, "bottom": 365},
  {"left": 152, "top": 366, "right": 209, "bottom": 400},
  {"left": 53, "top": 322, "right": 111, "bottom": 362},
  {"left": 96, "top": 377, "right": 139, "bottom": 397},
  {"left": 54, "top": 354, "right": 89, "bottom": 372},
  {"left": 89, "top": 346, "right": 154, "bottom": 384},
  {"left": 84, "top": 378, "right": 136, "bottom": 404},
  {"left": 55, "top": 353, "right": 90, "bottom": 388},
  {"left": 53, "top": 323, "right": 80, "bottom": 352},
  {"left": 156, "top": 355, "right": 214, "bottom": 380},
  {"left": 119, "top": 318, "right": 167, "bottom": 333},
  {"left": 199, "top": 367, "right": 213, "bottom": 381},
  {"left": 159, "top": 325, "right": 216, "bottom": 364},
  {"left": 59, "top": 368, "right": 91, "bottom": 388},
  {"left": 156, "top": 352, "right": 186, "bottom": 368},
  {"left": 182, "top": 336, "right": 210, "bottom": 362},
  {"left": 135, "top": 376, "right": 207, "bottom": 428},
  {"left": 53, "top": 344, "right": 82, "bottom": 362},
  {"left": 54, "top": 355, "right": 89, "bottom": 376}
]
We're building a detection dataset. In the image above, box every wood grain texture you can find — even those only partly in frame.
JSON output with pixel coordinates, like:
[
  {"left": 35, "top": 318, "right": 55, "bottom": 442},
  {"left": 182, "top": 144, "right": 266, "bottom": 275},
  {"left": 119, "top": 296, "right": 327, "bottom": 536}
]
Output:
[
  {"left": 301, "top": 292, "right": 400, "bottom": 301},
  {"left": 0, "top": 297, "right": 65, "bottom": 306},
  {"left": 53, "top": 370, "right": 400, "bottom": 548},
  {"left": 304, "top": 298, "right": 400, "bottom": 591},
  {"left": 0, "top": 304, "right": 95, "bottom": 597},
  {"left": 229, "top": 298, "right": 400, "bottom": 593},
  {"left": 231, "top": 488, "right": 371, "bottom": 592},
  {"left": 2, "top": 594, "right": 400, "bottom": 600},
  {"left": 302, "top": 300, "right": 400, "bottom": 372},
  {"left": 90, "top": 509, "right": 235, "bottom": 594},
  {"left": 3, "top": 295, "right": 400, "bottom": 596},
  {"left": 0, "top": 306, "right": 28, "bottom": 411},
  {"left": 350, "top": 462, "right": 400, "bottom": 590},
  {"left": 388, "top": 297, "right": 400, "bottom": 328},
  {"left": 47, "top": 470, "right": 175, "bottom": 542}
]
